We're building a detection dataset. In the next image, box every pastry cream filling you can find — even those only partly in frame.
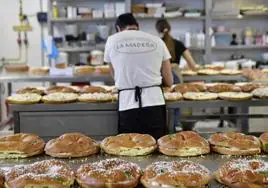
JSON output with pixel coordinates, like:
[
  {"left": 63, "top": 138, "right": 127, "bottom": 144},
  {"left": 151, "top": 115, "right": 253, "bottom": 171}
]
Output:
[
  {"left": 213, "top": 145, "right": 259, "bottom": 151},
  {"left": 5, "top": 180, "right": 74, "bottom": 188},
  {"left": 0, "top": 151, "right": 28, "bottom": 158},
  {"left": 163, "top": 147, "right": 203, "bottom": 155},
  {"left": 117, "top": 146, "right": 155, "bottom": 155}
]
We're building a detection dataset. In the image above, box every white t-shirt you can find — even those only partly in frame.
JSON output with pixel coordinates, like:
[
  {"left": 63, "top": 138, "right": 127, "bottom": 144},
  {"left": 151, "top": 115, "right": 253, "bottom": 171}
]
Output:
[{"left": 104, "top": 30, "right": 171, "bottom": 111}]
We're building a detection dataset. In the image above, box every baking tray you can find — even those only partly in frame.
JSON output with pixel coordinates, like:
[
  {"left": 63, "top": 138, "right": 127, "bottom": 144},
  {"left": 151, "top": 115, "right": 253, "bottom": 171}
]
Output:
[{"left": 0, "top": 152, "right": 267, "bottom": 187}]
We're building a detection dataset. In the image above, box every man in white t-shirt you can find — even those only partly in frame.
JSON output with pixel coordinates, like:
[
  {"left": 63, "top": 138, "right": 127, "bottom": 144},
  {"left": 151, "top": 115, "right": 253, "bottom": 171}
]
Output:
[{"left": 104, "top": 13, "right": 173, "bottom": 138}]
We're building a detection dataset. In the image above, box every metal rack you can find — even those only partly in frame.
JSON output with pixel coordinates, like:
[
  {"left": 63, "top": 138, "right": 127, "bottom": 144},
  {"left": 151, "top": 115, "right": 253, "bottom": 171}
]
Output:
[
  {"left": 46, "top": 0, "right": 268, "bottom": 65},
  {"left": 0, "top": 153, "right": 267, "bottom": 187}
]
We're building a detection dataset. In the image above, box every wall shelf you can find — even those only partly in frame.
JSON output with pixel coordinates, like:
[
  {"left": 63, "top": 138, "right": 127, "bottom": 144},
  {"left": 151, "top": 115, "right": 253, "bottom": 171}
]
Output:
[
  {"left": 58, "top": 44, "right": 106, "bottom": 52},
  {"left": 51, "top": 17, "right": 116, "bottom": 23},
  {"left": 212, "top": 45, "right": 268, "bottom": 50},
  {"left": 135, "top": 16, "right": 206, "bottom": 20},
  {"left": 212, "top": 14, "right": 268, "bottom": 20},
  {"left": 47, "top": 0, "right": 268, "bottom": 63}
]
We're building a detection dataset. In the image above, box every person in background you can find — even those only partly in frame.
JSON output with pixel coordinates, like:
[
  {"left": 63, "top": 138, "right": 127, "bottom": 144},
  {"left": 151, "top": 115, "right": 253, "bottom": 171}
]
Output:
[
  {"left": 156, "top": 18, "right": 197, "bottom": 131},
  {"left": 104, "top": 13, "right": 173, "bottom": 139},
  {"left": 156, "top": 18, "right": 197, "bottom": 83}
]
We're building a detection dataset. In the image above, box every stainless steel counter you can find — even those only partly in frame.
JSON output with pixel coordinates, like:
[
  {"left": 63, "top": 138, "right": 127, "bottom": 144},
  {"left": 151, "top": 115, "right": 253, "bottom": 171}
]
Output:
[
  {"left": 0, "top": 69, "right": 247, "bottom": 122},
  {"left": 0, "top": 70, "right": 247, "bottom": 83},
  {"left": 0, "top": 71, "right": 113, "bottom": 83},
  {"left": 10, "top": 99, "right": 268, "bottom": 111},
  {"left": 0, "top": 153, "right": 267, "bottom": 187},
  {"left": 9, "top": 99, "right": 268, "bottom": 138}
]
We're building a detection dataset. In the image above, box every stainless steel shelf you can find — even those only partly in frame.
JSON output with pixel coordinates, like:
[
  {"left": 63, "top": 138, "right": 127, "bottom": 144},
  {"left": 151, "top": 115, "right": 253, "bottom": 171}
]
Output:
[
  {"left": 0, "top": 71, "right": 246, "bottom": 83},
  {"left": 183, "top": 75, "right": 247, "bottom": 82},
  {"left": 51, "top": 16, "right": 205, "bottom": 23},
  {"left": 212, "top": 14, "right": 268, "bottom": 20},
  {"left": 212, "top": 45, "right": 268, "bottom": 50},
  {"left": 51, "top": 17, "right": 116, "bottom": 23},
  {"left": 0, "top": 71, "right": 113, "bottom": 83},
  {"left": 136, "top": 16, "right": 206, "bottom": 20},
  {"left": 58, "top": 44, "right": 106, "bottom": 52}
]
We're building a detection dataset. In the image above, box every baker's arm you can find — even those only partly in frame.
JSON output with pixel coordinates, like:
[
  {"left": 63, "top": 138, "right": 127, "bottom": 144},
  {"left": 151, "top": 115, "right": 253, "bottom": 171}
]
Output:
[
  {"left": 183, "top": 49, "right": 197, "bottom": 71},
  {"left": 161, "top": 59, "right": 173, "bottom": 87}
]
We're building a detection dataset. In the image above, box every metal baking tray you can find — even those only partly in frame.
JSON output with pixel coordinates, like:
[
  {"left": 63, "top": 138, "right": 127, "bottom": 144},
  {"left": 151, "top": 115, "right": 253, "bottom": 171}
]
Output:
[{"left": 0, "top": 153, "right": 267, "bottom": 187}]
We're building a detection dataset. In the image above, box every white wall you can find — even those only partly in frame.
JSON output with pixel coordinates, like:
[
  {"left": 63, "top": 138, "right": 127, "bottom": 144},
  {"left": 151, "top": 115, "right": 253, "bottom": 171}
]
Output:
[{"left": 0, "top": 0, "right": 47, "bottom": 68}]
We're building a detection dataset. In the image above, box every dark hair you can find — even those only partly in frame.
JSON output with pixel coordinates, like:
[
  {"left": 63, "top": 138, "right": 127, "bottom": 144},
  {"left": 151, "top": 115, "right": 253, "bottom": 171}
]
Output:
[
  {"left": 115, "top": 13, "right": 139, "bottom": 31},
  {"left": 155, "top": 18, "right": 171, "bottom": 33},
  {"left": 155, "top": 19, "right": 176, "bottom": 62}
]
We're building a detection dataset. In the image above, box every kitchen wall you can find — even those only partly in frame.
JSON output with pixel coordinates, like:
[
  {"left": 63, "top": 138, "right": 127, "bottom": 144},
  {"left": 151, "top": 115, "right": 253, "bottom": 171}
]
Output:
[{"left": 0, "top": 0, "right": 48, "bottom": 69}]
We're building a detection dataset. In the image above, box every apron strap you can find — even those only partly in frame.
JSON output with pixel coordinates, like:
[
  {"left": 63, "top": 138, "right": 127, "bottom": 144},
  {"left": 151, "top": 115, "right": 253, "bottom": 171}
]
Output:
[
  {"left": 134, "top": 86, "right": 142, "bottom": 108},
  {"left": 118, "top": 85, "right": 162, "bottom": 109}
]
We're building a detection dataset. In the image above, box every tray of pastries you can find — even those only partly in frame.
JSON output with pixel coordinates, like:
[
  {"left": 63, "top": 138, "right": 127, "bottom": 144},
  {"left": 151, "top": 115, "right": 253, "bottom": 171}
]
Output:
[
  {"left": 7, "top": 82, "right": 268, "bottom": 105},
  {"left": 0, "top": 132, "right": 267, "bottom": 187}
]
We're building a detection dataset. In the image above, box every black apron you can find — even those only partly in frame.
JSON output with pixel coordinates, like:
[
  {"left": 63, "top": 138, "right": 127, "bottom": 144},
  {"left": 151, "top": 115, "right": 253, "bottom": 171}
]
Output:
[{"left": 117, "top": 85, "right": 167, "bottom": 139}]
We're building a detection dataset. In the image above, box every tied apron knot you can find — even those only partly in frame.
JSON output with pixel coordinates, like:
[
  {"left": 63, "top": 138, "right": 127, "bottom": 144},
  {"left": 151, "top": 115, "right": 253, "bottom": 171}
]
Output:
[
  {"left": 118, "top": 85, "right": 163, "bottom": 109},
  {"left": 134, "top": 86, "right": 142, "bottom": 108}
]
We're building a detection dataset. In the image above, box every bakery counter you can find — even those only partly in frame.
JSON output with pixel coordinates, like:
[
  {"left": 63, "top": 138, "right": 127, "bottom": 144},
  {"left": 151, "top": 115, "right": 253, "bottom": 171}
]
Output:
[
  {"left": 0, "top": 153, "right": 267, "bottom": 187},
  {"left": 183, "top": 75, "right": 248, "bottom": 82},
  {"left": 11, "top": 99, "right": 268, "bottom": 111},
  {"left": 10, "top": 99, "right": 268, "bottom": 138},
  {"left": 0, "top": 70, "right": 247, "bottom": 83},
  {"left": 0, "top": 71, "right": 113, "bottom": 83}
]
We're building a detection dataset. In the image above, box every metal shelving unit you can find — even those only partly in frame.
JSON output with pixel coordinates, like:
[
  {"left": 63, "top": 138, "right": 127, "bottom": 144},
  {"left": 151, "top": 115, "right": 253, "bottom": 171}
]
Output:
[
  {"left": 211, "top": 14, "right": 268, "bottom": 20},
  {"left": 47, "top": 0, "right": 268, "bottom": 64},
  {"left": 212, "top": 45, "right": 268, "bottom": 50},
  {"left": 58, "top": 43, "right": 106, "bottom": 52},
  {"left": 51, "top": 17, "right": 116, "bottom": 23}
]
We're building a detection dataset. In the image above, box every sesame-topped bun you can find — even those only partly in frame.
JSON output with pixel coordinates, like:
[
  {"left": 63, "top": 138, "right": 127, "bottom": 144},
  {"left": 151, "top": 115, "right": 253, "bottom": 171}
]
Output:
[
  {"left": 76, "top": 158, "right": 141, "bottom": 188},
  {"left": 173, "top": 83, "right": 206, "bottom": 94},
  {"left": 206, "top": 83, "right": 239, "bottom": 93},
  {"left": 164, "top": 92, "right": 183, "bottom": 101},
  {"left": 0, "top": 133, "right": 45, "bottom": 158},
  {"left": 45, "top": 86, "right": 79, "bottom": 94},
  {"left": 78, "top": 93, "right": 114, "bottom": 103},
  {"left": 235, "top": 82, "right": 266, "bottom": 92},
  {"left": 7, "top": 93, "right": 42, "bottom": 104},
  {"left": 183, "top": 92, "right": 218, "bottom": 101},
  {"left": 216, "top": 159, "right": 268, "bottom": 188},
  {"left": 101, "top": 133, "right": 157, "bottom": 156},
  {"left": 260, "top": 132, "right": 268, "bottom": 153},
  {"left": 252, "top": 87, "right": 268, "bottom": 99},
  {"left": 80, "top": 85, "right": 108, "bottom": 94},
  {"left": 5, "top": 159, "right": 75, "bottom": 188},
  {"left": 208, "top": 132, "right": 261, "bottom": 155},
  {"left": 16, "top": 87, "right": 45, "bottom": 95},
  {"left": 158, "top": 131, "right": 210, "bottom": 157},
  {"left": 45, "top": 133, "right": 99, "bottom": 158},
  {"left": 141, "top": 160, "right": 212, "bottom": 188},
  {"left": 42, "top": 92, "right": 78, "bottom": 104}
]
